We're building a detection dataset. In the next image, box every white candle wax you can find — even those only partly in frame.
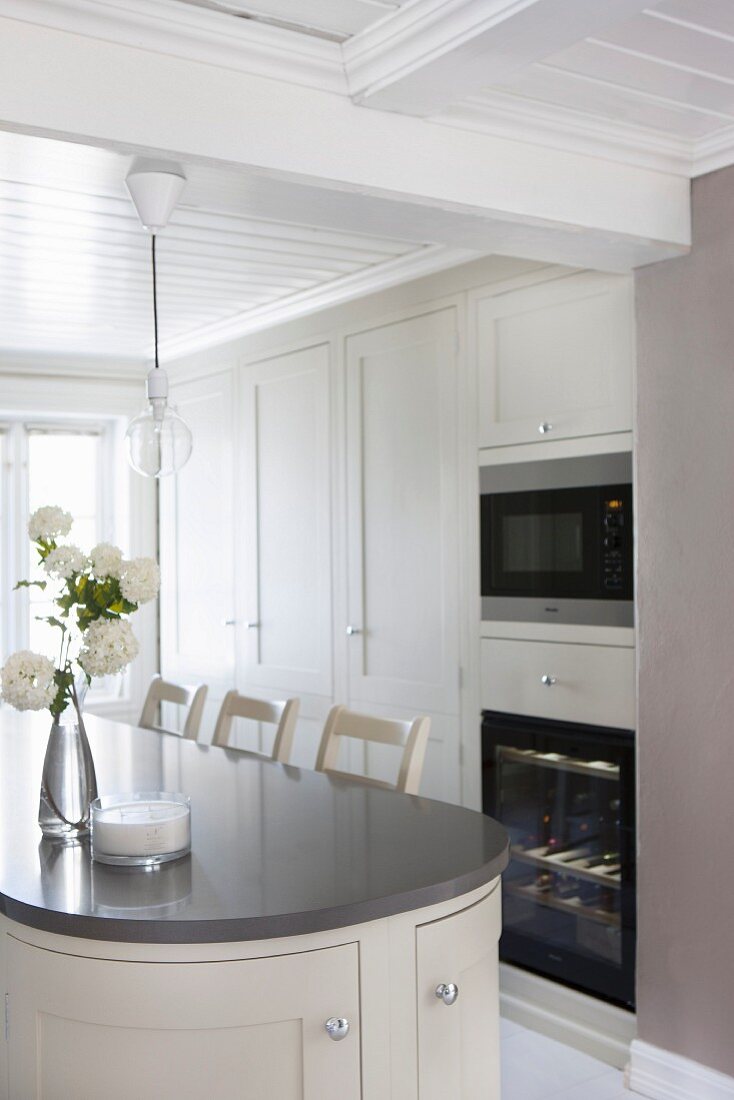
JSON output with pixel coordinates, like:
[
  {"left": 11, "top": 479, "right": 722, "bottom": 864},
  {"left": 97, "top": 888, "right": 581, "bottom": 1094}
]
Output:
[{"left": 92, "top": 800, "right": 190, "bottom": 857}]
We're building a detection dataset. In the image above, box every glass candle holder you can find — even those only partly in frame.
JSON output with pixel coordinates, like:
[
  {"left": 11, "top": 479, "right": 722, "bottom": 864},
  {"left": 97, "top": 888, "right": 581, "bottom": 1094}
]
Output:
[{"left": 91, "top": 792, "right": 191, "bottom": 868}]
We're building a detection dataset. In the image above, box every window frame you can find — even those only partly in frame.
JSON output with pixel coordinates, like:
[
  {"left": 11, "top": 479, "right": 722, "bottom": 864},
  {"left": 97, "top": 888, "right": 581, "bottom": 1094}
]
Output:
[{"left": 0, "top": 415, "right": 127, "bottom": 707}]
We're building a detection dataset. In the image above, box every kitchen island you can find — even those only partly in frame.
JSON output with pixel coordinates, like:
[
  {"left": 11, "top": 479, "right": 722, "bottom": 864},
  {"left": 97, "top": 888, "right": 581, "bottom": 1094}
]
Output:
[{"left": 0, "top": 712, "right": 508, "bottom": 1100}]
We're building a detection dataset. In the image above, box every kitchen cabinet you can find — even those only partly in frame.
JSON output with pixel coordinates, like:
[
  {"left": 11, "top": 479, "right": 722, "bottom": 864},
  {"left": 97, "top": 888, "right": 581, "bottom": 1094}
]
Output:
[
  {"left": 6, "top": 937, "right": 361, "bottom": 1100},
  {"left": 473, "top": 272, "right": 634, "bottom": 449},
  {"left": 344, "top": 309, "right": 461, "bottom": 800},
  {"left": 417, "top": 888, "right": 502, "bottom": 1100},
  {"left": 159, "top": 369, "right": 236, "bottom": 734},
  {"left": 237, "top": 344, "right": 333, "bottom": 703},
  {"left": 163, "top": 309, "right": 464, "bottom": 801}
]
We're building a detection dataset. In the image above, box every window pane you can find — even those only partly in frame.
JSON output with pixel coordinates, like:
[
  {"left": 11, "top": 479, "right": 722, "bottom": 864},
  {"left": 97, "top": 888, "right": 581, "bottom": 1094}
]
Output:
[
  {"left": 27, "top": 431, "right": 101, "bottom": 670},
  {"left": 28, "top": 433, "right": 99, "bottom": 541}
]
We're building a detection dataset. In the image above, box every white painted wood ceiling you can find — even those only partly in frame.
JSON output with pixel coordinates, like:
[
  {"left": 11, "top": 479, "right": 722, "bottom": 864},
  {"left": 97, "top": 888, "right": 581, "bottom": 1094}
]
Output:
[
  {"left": 0, "top": 131, "right": 433, "bottom": 360},
  {"left": 448, "top": 0, "right": 734, "bottom": 172}
]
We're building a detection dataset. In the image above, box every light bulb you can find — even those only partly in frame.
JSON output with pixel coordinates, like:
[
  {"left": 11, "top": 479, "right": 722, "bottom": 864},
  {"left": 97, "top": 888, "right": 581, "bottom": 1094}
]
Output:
[{"left": 125, "top": 368, "right": 192, "bottom": 478}]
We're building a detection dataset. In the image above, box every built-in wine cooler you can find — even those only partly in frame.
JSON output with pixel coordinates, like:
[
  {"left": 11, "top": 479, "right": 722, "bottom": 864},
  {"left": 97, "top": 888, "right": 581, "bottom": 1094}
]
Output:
[{"left": 482, "top": 711, "right": 636, "bottom": 1009}]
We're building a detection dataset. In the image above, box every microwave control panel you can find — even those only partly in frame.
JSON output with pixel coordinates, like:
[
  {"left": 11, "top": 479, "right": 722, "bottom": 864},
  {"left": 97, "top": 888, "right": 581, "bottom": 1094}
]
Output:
[{"left": 601, "top": 497, "right": 627, "bottom": 592}]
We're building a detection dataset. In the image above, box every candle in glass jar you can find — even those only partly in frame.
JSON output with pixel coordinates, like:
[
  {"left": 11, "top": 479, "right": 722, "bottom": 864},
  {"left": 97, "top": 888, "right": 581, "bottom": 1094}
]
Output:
[{"left": 92, "top": 796, "right": 190, "bottom": 860}]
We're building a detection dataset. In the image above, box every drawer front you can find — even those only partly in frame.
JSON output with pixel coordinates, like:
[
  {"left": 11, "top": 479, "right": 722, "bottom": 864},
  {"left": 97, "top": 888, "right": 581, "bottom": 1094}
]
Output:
[{"left": 481, "top": 637, "right": 635, "bottom": 728}]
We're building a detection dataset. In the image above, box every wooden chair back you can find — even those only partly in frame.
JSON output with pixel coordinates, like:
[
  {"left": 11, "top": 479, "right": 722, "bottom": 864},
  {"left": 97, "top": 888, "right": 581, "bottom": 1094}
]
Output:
[
  {"left": 138, "top": 674, "right": 208, "bottom": 741},
  {"left": 315, "top": 705, "right": 430, "bottom": 795},
  {"left": 211, "top": 690, "right": 300, "bottom": 764}
]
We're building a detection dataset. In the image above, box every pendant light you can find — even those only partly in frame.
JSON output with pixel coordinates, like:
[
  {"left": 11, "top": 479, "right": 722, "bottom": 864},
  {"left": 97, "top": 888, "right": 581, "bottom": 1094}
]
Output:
[{"left": 124, "top": 166, "right": 193, "bottom": 478}]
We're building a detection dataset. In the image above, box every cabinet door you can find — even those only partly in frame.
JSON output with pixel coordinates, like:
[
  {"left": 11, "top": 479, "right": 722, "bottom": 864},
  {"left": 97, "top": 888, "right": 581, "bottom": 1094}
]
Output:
[
  {"left": 345, "top": 310, "right": 460, "bottom": 718},
  {"left": 6, "top": 938, "right": 361, "bottom": 1100},
  {"left": 417, "top": 886, "right": 502, "bottom": 1100},
  {"left": 159, "top": 370, "right": 236, "bottom": 734},
  {"left": 238, "top": 344, "right": 332, "bottom": 700},
  {"left": 475, "top": 272, "right": 634, "bottom": 448}
]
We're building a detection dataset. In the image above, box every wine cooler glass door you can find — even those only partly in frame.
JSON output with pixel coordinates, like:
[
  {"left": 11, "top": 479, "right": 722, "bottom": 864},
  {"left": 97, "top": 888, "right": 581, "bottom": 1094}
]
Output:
[{"left": 482, "top": 713, "right": 635, "bottom": 1008}]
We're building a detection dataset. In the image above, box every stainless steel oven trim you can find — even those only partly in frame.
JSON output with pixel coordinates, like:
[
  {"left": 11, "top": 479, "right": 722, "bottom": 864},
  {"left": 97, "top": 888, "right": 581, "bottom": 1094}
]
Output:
[
  {"left": 479, "top": 452, "right": 632, "bottom": 495},
  {"left": 482, "top": 596, "right": 634, "bottom": 628}
]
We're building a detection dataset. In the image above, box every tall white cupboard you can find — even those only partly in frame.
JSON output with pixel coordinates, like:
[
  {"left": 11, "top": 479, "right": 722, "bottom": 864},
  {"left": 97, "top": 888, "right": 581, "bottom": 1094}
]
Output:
[{"left": 161, "top": 308, "right": 464, "bottom": 802}]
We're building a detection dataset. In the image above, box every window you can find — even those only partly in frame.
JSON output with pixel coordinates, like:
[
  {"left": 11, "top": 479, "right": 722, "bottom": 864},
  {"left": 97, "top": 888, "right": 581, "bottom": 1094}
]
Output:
[{"left": 0, "top": 417, "right": 121, "bottom": 703}]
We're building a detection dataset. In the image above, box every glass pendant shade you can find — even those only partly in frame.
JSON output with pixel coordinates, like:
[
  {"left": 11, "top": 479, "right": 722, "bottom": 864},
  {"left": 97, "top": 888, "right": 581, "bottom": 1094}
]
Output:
[
  {"left": 126, "top": 398, "right": 193, "bottom": 479},
  {"left": 125, "top": 227, "right": 193, "bottom": 479}
]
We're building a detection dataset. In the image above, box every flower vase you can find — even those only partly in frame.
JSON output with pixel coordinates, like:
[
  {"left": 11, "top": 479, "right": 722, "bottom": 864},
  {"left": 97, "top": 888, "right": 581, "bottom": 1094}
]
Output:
[{"left": 38, "top": 680, "right": 98, "bottom": 839}]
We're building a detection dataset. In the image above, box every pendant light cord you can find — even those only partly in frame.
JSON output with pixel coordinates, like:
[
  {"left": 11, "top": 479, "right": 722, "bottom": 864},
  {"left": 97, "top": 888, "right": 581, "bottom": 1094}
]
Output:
[{"left": 151, "top": 233, "right": 159, "bottom": 370}]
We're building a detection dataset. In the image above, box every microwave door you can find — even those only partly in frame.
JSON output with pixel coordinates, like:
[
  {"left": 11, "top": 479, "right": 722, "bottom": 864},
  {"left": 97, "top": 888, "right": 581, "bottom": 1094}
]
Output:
[{"left": 483, "top": 487, "right": 601, "bottom": 600}]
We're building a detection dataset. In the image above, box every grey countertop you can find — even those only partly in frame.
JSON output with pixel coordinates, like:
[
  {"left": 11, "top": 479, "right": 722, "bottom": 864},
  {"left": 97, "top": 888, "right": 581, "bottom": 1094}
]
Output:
[{"left": 0, "top": 712, "right": 508, "bottom": 944}]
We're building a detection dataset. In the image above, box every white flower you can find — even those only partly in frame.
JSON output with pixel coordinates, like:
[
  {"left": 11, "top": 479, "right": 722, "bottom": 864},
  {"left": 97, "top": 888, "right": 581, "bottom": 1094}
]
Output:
[
  {"left": 1, "top": 650, "right": 57, "bottom": 711},
  {"left": 28, "top": 505, "right": 72, "bottom": 542},
  {"left": 90, "top": 542, "right": 124, "bottom": 579},
  {"left": 79, "top": 618, "right": 139, "bottom": 678},
  {"left": 120, "top": 557, "right": 160, "bottom": 605},
  {"left": 42, "top": 544, "right": 87, "bottom": 580}
]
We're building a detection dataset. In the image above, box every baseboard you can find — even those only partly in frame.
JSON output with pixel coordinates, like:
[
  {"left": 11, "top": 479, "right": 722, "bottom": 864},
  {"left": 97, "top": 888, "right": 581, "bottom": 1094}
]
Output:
[
  {"left": 499, "top": 962, "right": 636, "bottom": 1070},
  {"left": 629, "top": 1041, "right": 734, "bottom": 1100}
]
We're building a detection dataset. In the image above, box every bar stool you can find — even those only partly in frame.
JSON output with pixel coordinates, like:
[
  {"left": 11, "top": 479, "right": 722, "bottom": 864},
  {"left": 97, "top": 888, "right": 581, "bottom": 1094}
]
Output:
[
  {"left": 211, "top": 690, "right": 300, "bottom": 764},
  {"left": 315, "top": 705, "right": 430, "bottom": 795},
  {"left": 138, "top": 674, "right": 208, "bottom": 741}
]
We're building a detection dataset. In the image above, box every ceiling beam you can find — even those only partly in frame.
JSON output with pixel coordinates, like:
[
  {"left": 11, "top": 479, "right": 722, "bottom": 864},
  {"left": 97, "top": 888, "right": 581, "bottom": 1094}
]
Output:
[
  {"left": 345, "top": 0, "right": 654, "bottom": 116},
  {"left": 0, "top": 14, "right": 690, "bottom": 273}
]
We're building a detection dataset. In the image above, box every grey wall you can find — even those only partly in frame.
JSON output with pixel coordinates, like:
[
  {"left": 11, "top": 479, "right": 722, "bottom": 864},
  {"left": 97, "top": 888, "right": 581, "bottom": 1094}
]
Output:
[{"left": 635, "top": 164, "right": 734, "bottom": 1075}]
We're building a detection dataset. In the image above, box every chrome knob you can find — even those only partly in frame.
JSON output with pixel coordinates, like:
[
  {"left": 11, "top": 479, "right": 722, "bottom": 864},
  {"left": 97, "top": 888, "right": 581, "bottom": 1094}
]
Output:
[
  {"left": 245, "top": 621, "right": 260, "bottom": 629},
  {"left": 541, "top": 674, "right": 557, "bottom": 686},
  {"left": 222, "top": 619, "right": 236, "bottom": 626},
  {"left": 435, "top": 983, "right": 459, "bottom": 1006},
  {"left": 538, "top": 422, "right": 553, "bottom": 434},
  {"left": 325, "top": 1017, "right": 350, "bottom": 1041},
  {"left": 345, "top": 625, "right": 362, "bottom": 636}
]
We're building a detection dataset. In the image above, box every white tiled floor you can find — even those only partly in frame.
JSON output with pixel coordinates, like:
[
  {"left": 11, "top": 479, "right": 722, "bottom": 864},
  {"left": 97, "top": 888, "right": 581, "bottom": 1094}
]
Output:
[{"left": 501, "top": 1018, "right": 632, "bottom": 1100}]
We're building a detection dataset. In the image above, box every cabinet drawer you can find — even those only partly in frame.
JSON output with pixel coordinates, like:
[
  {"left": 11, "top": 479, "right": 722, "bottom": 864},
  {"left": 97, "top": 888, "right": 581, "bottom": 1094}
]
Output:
[{"left": 481, "top": 638, "right": 635, "bottom": 728}]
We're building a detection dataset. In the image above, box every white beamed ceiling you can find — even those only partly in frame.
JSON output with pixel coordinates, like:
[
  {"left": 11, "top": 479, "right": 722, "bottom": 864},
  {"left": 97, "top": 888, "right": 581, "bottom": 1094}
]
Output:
[
  {"left": 2, "top": 0, "right": 731, "bottom": 360},
  {"left": 170, "top": 0, "right": 734, "bottom": 174},
  {"left": 0, "top": 131, "right": 441, "bottom": 360}
]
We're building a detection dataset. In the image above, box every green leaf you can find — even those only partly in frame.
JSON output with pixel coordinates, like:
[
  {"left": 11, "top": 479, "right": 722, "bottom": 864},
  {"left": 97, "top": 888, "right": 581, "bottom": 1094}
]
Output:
[
  {"left": 13, "top": 579, "right": 47, "bottom": 591},
  {"left": 36, "top": 615, "right": 67, "bottom": 632},
  {"left": 36, "top": 539, "right": 56, "bottom": 561},
  {"left": 49, "top": 666, "right": 74, "bottom": 719}
]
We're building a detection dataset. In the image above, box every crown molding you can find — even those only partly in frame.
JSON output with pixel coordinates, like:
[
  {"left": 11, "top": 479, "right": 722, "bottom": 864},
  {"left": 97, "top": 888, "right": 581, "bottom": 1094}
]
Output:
[
  {"left": 434, "top": 89, "right": 734, "bottom": 179},
  {"left": 0, "top": 350, "right": 144, "bottom": 379},
  {"left": 159, "top": 244, "right": 478, "bottom": 359},
  {"left": 344, "top": 0, "right": 506, "bottom": 102},
  {"left": 433, "top": 88, "right": 694, "bottom": 175},
  {"left": 0, "top": 0, "right": 346, "bottom": 93},
  {"left": 691, "top": 126, "right": 734, "bottom": 178}
]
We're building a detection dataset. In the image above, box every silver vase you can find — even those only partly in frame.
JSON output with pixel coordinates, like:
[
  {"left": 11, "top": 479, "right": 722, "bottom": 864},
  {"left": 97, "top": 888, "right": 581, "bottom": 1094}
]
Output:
[{"left": 38, "top": 680, "right": 98, "bottom": 840}]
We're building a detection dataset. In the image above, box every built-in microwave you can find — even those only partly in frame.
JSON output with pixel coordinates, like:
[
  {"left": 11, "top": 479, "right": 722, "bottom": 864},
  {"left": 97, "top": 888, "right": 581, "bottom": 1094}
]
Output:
[{"left": 480, "top": 453, "right": 633, "bottom": 627}]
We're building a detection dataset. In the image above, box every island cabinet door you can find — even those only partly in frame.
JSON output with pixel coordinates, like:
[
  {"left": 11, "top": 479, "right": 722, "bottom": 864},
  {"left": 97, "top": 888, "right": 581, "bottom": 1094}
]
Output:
[
  {"left": 6, "top": 938, "right": 361, "bottom": 1100},
  {"left": 416, "top": 885, "right": 502, "bottom": 1100}
]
